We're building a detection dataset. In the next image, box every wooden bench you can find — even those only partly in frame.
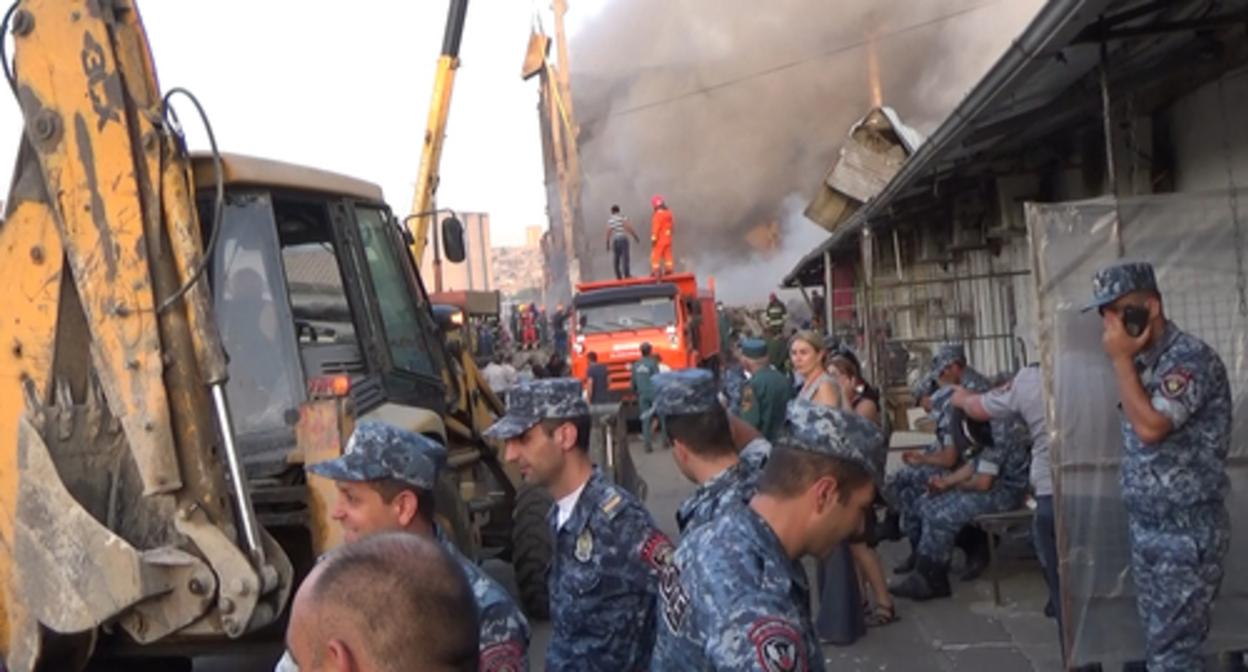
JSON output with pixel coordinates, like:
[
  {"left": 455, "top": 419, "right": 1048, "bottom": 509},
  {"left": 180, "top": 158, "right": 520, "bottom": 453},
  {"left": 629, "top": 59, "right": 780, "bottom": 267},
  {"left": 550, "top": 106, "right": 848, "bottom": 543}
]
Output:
[{"left": 972, "top": 507, "right": 1036, "bottom": 606}]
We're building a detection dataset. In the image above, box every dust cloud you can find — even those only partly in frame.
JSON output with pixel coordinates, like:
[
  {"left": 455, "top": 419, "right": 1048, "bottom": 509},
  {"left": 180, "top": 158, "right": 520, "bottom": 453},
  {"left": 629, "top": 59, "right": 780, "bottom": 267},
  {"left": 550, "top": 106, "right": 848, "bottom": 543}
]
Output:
[{"left": 567, "top": 0, "right": 1044, "bottom": 303}]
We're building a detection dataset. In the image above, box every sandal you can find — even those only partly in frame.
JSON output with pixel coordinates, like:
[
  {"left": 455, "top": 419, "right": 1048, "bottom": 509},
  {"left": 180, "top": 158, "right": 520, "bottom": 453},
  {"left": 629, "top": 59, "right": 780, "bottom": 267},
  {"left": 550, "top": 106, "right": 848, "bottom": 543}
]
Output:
[{"left": 865, "top": 603, "right": 900, "bottom": 628}]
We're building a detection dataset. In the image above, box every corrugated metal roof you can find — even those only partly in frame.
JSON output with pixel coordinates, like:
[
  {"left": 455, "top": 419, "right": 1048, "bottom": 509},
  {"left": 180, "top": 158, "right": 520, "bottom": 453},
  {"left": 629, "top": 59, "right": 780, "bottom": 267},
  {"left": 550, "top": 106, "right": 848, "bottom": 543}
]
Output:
[{"left": 784, "top": 0, "right": 1248, "bottom": 288}]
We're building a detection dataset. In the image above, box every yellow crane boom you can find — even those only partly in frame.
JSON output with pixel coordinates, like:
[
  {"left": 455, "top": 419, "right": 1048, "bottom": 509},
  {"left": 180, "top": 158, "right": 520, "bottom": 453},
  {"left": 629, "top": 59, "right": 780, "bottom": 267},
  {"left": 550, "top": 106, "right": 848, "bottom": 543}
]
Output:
[{"left": 407, "top": 0, "right": 470, "bottom": 268}]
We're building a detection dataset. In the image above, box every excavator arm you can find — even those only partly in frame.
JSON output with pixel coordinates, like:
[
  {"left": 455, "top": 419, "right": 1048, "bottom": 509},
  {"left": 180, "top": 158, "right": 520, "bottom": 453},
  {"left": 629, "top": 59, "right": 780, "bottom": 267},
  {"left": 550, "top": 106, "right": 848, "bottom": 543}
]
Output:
[
  {"left": 0, "top": 1, "right": 290, "bottom": 669},
  {"left": 407, "top": 0, "right": 469, "bottom": 264}
]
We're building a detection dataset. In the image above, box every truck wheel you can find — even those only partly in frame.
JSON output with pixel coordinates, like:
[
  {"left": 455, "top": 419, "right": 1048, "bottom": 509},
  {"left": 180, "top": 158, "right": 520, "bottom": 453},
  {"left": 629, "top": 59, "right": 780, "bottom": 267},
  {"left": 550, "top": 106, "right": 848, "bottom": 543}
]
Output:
[{"left": 511, "top": 483, "right": 553, "bottom": 621}]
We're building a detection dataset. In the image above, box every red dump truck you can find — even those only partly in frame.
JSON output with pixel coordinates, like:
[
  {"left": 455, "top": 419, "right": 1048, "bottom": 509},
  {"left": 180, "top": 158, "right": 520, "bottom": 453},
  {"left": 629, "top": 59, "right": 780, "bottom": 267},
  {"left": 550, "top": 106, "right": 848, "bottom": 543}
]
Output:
[{"left": 569, "top": 273, "right": 721, "bottom": 401}]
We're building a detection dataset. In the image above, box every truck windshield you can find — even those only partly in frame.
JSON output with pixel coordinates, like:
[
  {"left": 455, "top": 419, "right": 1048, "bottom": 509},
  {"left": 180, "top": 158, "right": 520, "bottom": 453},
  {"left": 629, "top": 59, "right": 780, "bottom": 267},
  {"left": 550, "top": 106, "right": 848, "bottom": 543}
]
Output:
[
  {"left": 353, "top": 205, "right": 445, "bottom": 379},
  {"left": 577, "top": 297, "right": 676, "bottom": 334}
]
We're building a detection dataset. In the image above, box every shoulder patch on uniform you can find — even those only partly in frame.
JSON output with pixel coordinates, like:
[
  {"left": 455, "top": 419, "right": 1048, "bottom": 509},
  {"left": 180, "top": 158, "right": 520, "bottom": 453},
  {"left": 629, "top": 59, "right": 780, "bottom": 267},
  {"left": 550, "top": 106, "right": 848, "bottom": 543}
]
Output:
[
  {"left": 1161, "top": 368, "right": 1192, "bottom": 399},
  {"left": 741, "top": 386, "right": 755, "bottom": 413},
  {"left": 642, "top": 530, "right": 689, "bottom": 634},
  {"left": 641, "top": 529, "right": 674, "bottom": 568},
  {"left": 480, "top": 640, "right": 526, "bottom": 672},
  {"left": 601, "top": 489, "right": 624, "bottom": 518},
  {"left": 748, "top": 616, "right": 808, "bottom": 672}
]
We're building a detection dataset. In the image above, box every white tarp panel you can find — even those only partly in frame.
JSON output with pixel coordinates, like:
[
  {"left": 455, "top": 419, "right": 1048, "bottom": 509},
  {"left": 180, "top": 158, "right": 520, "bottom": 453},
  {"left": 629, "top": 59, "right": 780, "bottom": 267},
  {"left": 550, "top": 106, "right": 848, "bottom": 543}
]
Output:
[{"left": 1028, "top": 191, "right": 1248, "bottom": 668}]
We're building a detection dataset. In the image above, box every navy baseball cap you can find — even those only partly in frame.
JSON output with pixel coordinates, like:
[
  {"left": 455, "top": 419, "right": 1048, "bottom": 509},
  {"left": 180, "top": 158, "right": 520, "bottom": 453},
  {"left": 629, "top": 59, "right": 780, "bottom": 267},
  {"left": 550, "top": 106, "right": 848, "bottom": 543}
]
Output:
[
  {"left": 776, "top": 399, "right": 886, "bottom": 489},
  {"left": 645, "top": 369, "right": 719, "bottom": 420},
  {"left": 483, "top": 378, "right": 591, "bottom": 440},
  {"left": 306, "top": 420, "right": 446, "bottom": 491},
  {"left": 1083, "top": 261, "right": 1158, "bottom": 312}
]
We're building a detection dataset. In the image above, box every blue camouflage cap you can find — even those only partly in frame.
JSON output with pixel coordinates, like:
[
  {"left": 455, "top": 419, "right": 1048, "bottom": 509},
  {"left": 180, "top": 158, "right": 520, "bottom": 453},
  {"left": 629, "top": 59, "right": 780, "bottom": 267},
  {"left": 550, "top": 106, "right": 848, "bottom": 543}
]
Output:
[
  {"left": 645, "top": 369, "right": 719, "bottom": 419},
  {"left": 306, "top": 420, "right": 446, "bottom": 491},
  {"left": 911, "top": 371, "right": 932, "bottom": 404},
  {"left": 1082, "top": 261, "right": 1158, "bottom": 312},
  {"left": 741, "top": 338, "right": 768, "bottom": 359},
  {"left": 483, "top": 377, "right": 591, "bottom": 440},
  {"left": 928, "top": 343, "right": 967, "bottom": 379},
  {"left": 776, "top": 399, "right": 887, "bottom": 488}
]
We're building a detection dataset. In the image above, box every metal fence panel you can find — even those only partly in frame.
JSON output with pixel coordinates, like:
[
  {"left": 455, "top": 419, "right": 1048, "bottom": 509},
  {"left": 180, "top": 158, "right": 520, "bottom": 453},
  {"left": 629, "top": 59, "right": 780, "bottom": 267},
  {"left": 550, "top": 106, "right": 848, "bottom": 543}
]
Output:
[{"left": 1029, "top": 191, "right": 1248, "bottom": 668}]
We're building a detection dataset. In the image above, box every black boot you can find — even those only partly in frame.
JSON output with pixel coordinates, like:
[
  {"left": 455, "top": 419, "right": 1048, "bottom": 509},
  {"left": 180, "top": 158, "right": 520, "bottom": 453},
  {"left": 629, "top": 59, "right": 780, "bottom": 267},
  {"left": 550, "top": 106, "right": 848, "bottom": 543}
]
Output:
[
  {"left": 893, "top": 535, "right": 919, "bottom": 575},
  {"left": 960, "top": 534, "right": 991, "bottom": 582},
  {"left": 923, "top": 558, "right": 952, "bottom": 600},
  {"left": 888, "top": 568, "right": 929, "bottom": 601},
  {"left": 877, "top": 509, "right": 903, "bottom": 543},
  {"left": 891, "top": 557, "right": 951, "bottom": 602}
]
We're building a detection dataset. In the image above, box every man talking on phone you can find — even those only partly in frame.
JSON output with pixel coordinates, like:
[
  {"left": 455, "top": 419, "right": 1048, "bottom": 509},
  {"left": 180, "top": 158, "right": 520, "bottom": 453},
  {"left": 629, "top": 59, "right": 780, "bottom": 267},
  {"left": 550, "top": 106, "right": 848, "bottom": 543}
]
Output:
[{"left": 1086, "top": 261, "right": 1231, "bottom": 672}]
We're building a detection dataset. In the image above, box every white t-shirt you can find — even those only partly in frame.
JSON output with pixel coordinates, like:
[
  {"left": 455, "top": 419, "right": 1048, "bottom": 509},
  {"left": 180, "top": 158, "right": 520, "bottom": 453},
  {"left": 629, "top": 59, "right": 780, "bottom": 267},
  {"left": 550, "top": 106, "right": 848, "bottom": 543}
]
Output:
[
  {"left": 555, "top": 481, "right": 587, "bottom": 529},
  {"left": 981, "top": 366, "right": 1052, "bottom": 497},
  {"left": 482, "top": 362, "right": 512, "bottom": 392}
]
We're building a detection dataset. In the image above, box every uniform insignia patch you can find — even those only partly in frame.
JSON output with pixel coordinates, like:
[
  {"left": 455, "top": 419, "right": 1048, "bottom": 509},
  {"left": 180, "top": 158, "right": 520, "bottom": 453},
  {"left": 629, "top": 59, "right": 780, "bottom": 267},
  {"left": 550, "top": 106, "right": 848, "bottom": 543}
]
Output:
[
  {"left": 480, "top": 641, "right": 525, "bottom": 672},
  {"left": 575, "top": 528, "right": 594, "bottom": 562},
  {"left": 1161, "top": 368, "right": 1192, "bottom": 399},
  {"left": 641, "top": 531, "right": 688, "bottom": 633},
  {"left": 741, "top": 386, "right": 755, "bottom": 413},
  {"left": 601, "top": 491, "right": 622, "bottom": 516},
  {"left": 748, "top": 617, "right": 806, "bottom": 672}
]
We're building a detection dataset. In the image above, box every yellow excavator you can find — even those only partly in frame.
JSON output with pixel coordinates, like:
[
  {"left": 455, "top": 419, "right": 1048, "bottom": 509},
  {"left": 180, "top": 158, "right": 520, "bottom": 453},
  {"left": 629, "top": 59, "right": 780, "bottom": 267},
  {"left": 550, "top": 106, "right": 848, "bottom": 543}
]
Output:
[{"left": 0, "top": 0, "right": 575, "bottom": 670}]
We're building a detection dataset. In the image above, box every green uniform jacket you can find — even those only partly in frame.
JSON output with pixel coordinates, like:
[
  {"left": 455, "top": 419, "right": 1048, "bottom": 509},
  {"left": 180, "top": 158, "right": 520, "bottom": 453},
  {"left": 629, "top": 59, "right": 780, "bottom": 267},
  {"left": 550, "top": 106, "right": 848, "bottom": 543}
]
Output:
[
  {"left": 766, "top": 335, "right": 789, "bottom": 372},
  {"left": 740, "top": 366, "right": 793, "bottom": 442},
  {"left": 631, "top": 356, "right": 660, "bottom": 402}
]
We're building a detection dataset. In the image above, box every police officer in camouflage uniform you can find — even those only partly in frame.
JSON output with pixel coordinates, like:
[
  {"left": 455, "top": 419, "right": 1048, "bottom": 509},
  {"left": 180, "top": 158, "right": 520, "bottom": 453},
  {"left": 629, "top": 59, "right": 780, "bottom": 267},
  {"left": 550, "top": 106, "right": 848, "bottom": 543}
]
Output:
[
  {"left": 888, "top": 382, "right": 962, "bottom": 574},
  {"left": 650, "top": 400, "right": 885, "bottom": 671},
  {"left": 486, "top": 378, "right": 674, "bottom": 672},
  {"left": 739, "top": 338, "right": 793, "bottom": 442},
  {"left": 632, "top": 342, "right": 662, "bottom": 452},
  {"left": 1087, "top": 261, "right": 1231, "bottom": 672},
  {"left": 890, "top": 384, "right": 1031, "bottom": 602},
  {"left": 720, "top": 343, "right": 749, "bottom": 416},
  {"left": 276, "top": 420, "right": 530, "bottom": 672},
  {"left": 648, "top": 369, "right": 768, "bottom": 535}
]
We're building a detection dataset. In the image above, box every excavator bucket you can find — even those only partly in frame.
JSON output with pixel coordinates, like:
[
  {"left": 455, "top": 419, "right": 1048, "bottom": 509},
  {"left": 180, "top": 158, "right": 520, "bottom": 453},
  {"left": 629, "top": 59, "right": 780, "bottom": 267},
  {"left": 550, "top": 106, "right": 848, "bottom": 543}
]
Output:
[{"left": 521, "top": 27, "right": 550, "bottom": 81}]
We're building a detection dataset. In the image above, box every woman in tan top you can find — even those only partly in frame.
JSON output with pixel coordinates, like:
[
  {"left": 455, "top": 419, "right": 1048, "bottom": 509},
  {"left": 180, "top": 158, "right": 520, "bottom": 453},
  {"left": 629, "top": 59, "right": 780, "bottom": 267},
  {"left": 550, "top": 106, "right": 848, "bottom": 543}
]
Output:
[
  {"left": 828, "top": 352, "right": 898, "bottom": 627},
  {"left": 789, "top": 331, "right": 844, "bottom": 406}
]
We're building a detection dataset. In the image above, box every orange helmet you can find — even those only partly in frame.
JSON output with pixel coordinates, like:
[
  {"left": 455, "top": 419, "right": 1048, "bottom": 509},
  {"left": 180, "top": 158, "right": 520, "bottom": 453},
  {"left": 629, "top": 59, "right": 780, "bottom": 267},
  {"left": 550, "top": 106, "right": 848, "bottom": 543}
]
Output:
[{"left": 651, "top": 195, "right": 665, "bottom": 209}]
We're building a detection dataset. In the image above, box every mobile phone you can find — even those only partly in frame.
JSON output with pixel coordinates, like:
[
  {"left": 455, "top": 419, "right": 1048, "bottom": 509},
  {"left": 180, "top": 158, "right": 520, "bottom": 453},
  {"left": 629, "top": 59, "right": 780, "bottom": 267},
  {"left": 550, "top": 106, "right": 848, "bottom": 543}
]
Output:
[{"left": 1122, "top": 305, "right": 1149, "bottom": 338}]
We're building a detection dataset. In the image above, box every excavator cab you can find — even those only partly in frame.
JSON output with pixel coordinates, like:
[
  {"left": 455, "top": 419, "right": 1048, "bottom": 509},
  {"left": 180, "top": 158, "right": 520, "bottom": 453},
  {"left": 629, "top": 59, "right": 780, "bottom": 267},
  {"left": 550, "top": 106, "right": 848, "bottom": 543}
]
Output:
[
  {"left": 189, "top": 154, "right": 468, "bottom": 561},
  {"left": 197, "top": 155, "right": 454, "bottom": 466}
]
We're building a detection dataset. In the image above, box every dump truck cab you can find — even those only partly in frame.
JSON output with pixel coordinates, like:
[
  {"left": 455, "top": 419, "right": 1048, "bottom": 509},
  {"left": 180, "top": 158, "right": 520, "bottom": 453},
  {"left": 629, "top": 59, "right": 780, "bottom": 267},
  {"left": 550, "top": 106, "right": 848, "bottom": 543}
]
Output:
[{"left": 569, "top": 273, "right": 721, "bottom": 401}]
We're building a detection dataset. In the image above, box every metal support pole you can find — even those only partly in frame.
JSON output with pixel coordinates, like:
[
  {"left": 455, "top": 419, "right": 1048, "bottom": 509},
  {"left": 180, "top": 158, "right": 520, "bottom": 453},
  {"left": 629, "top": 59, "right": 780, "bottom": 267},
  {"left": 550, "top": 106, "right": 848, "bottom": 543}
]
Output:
[
  {"left": 824, "top": 250, "right": 835, "bottom": 335},
  {"left": 861, "top": 227, "right": 876, "bottom": 385},
  {"left": 1099, "top": 39, "right": 1126, "bottom": 257}
]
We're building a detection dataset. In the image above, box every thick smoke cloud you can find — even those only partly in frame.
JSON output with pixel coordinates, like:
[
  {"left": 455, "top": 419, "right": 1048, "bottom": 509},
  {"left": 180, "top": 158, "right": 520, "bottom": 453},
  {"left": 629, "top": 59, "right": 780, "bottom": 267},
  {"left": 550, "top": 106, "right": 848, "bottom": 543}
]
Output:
[{"left": 568, "top": 0, "right": 1043, "bottom": 303}]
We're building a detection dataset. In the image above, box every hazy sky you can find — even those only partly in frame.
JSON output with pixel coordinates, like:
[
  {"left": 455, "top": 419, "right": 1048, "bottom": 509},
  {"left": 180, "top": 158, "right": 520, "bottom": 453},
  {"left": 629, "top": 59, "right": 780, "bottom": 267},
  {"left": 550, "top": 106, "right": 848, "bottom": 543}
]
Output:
[{"left": 0, "top": 0, "right": 612, "bottom": 247}]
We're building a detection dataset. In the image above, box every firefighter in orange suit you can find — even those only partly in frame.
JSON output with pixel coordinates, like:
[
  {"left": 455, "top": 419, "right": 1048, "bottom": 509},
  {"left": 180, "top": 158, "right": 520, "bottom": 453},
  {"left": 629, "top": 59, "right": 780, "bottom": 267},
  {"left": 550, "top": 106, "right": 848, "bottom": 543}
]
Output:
[{"left": 650, "top": 195, "right": 675, "bottom": 277}]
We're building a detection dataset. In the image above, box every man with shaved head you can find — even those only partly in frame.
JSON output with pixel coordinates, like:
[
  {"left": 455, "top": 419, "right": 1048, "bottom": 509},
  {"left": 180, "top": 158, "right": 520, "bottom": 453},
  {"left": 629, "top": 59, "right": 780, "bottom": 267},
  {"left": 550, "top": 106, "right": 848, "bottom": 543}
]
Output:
[{"left": 285, "top": 532, "right": 479, "bottom": 672}]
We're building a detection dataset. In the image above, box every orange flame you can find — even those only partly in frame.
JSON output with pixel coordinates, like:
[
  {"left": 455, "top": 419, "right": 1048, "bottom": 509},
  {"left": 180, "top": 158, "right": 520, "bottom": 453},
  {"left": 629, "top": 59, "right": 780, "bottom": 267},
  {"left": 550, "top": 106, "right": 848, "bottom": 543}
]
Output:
[{"left": 867, "top": 35, "right": 882, "bottom": 108}]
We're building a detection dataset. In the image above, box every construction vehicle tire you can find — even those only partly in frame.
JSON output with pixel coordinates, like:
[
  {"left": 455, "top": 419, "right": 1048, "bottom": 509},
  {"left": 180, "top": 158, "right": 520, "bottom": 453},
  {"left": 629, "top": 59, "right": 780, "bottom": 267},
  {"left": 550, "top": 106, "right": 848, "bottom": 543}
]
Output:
[
  {"left": 512, "top": 482, "right": 554, "bottom": 620},
  {"left": 436, "top": 470, "right": 479, "bottom": 560}
]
